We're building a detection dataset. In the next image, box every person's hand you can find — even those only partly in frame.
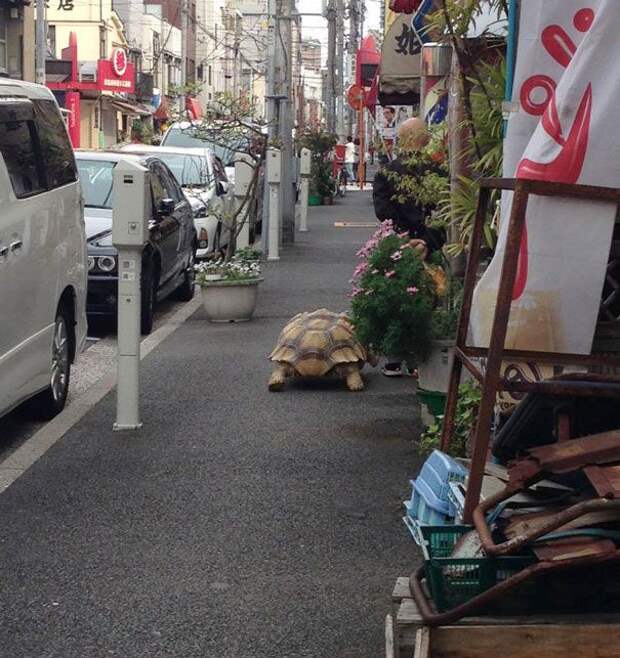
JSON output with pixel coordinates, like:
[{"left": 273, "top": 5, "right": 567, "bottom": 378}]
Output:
[{"left": 408, "top": 239, "right": 428, "bottom": 259}]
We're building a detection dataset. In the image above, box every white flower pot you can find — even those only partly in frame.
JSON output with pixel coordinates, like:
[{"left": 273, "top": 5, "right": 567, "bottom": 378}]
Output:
[
  {"left": 199, "top": 278, "right": 263, "bottom": 322},
  {"left": 418, "top": 339, "right": 455, "bottom": 394}
]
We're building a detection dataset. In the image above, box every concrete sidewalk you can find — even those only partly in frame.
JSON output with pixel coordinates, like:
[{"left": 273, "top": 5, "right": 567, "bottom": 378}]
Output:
[{"left": 0, "top": 191, "right": 423, "bottom": 658}]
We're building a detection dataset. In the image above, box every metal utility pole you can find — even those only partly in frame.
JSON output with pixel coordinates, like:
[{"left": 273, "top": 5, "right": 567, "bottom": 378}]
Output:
[
  {"left": 325, "top": 0, "right": 337, "bottom": 134},
  {"left": 335, "top": 0, "right": 345, "bottom": 139},
  {"left": 35, "top": 0, "right": 46, "bottom": 85},
  {"left": 180, "top": 0, "right": 188, "bottom": 113},
  {"left": 279, "top": 0, "right": 295, "bottom": 243}
]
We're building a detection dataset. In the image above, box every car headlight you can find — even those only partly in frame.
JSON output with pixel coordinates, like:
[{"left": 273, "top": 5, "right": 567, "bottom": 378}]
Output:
[
  {"left": 98, "top": 255, "right": 117, "bottom": 273},
  {"left": 88, "top": 256, "right": 96, "bottom": 272}
]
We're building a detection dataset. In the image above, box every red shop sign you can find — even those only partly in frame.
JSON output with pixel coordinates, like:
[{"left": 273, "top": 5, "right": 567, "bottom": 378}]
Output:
[{"left": 97, "top": 49, "right": 135, "bottom": 93}]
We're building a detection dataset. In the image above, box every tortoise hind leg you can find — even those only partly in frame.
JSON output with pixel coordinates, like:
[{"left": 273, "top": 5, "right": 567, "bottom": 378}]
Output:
[
  {"left": 344, "top": 365, "right": 364, "bottom": 392},
  {"left": 269, "top": 364, "right": 292, "bottom": 391}
]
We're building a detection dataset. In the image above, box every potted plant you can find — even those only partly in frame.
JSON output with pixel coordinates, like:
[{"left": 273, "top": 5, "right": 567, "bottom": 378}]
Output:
[
  {"left": 350, "top": 222, "right": 441, "bottom": 366},
  {"left": 298, "top": 128, "right": 337, "bottom": 206},
  {"left": 196, "top": 248, "right": 263, "bottom": 322},
  {"left": 417, "top": 276, "right": 462, "bottom": 395},
  {"left": 419, "top": 381, "right": 481, "bottom": 458}
]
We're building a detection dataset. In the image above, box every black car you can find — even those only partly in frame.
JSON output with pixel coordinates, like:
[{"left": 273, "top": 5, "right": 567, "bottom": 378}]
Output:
[{"left": 76, "top": 151, "right": 197, "bottom": 334}]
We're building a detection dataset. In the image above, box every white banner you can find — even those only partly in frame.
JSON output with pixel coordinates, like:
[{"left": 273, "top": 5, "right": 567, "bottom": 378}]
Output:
[{"left": 471, "top": 1, "right": 617, "bottom": 356}]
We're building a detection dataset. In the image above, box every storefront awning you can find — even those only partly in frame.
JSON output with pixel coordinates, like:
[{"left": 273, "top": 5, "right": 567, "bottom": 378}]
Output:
[
  {"left": 378, "top": 13, "right": 423, "bottom": 106},
  {"left": 102, "top": 95, "right": 152, "bottom": 117}
]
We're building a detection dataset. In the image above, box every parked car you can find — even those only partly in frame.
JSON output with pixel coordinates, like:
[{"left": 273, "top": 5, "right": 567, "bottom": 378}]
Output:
[
  {"left": 0, "top": 79, "right": 87, "bottom": 420},
  {"left": 119, "top": 144, "right": 232, "bottom": 258},
  {"left": 75, "top": 151, "right": 196, "bottom": 335},
  {"left": 162, "top": 121, "right": 265, "bottom": 239}
]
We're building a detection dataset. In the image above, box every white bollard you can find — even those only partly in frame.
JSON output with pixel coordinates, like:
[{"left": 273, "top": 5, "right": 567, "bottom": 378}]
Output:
[
  {"left": 111, "top": 160, "right": 151, "bottom": 431},
  {"left": 299, "top": 147, "right": 311, "bottom": 233},
  {"left": 267, "top": 147, "right": 281, "bottom": 261},
  {"left": 234, "top": 154, "right": 254, "bottom": 249}
]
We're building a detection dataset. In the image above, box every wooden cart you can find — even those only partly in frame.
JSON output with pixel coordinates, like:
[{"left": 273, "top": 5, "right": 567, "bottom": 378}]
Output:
[{"left": 386, "top": 577, "right": 620, "bottom": 658}]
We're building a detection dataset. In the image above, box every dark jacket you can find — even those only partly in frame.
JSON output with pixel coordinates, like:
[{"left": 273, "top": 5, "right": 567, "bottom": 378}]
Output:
[{"left": 373, "top": 157, "right": 446, "bottom": 253}]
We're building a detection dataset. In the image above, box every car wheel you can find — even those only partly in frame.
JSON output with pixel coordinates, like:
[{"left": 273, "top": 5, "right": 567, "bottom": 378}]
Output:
[
  {"left": 26, "top": 308, "right": 72, "bottom": 420},
  {"left": 175, "top": 248, "right": 196, "bottom": 302},
  {"left": 141, "top": 263, "right": 158, "bottom": 335}
]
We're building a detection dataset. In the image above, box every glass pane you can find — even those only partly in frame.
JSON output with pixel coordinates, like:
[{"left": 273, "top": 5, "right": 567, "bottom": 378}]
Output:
[{"left": 0, "top": 121, "right": 45, "bottom": 198}]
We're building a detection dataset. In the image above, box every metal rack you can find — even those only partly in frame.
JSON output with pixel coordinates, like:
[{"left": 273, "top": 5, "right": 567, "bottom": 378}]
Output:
[{"left": 440, "top": 178, "right": 620, "bottom": 522}]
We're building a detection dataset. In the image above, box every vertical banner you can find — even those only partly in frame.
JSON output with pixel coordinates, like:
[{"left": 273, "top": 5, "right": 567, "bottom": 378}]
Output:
[
  {"left": 65, "top": 92, "right": 81, "bottom": 149},
  {"left": 471, "top": 1, "right": 618, "bottom": 357}
]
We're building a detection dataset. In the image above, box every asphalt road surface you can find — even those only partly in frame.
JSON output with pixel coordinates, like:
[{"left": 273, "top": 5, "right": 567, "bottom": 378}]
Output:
[{"left": 0, "top": 191, "right": 423, "bottom": 658}]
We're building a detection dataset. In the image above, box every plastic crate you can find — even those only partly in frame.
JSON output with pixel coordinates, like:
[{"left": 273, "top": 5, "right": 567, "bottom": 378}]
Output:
[
  {"left": 418, "top": 450, "right": 467, "bottom": 504},
  {"left": 405, "top": 479, "right": 452, "bottom": 525},
  {"left": 418, "top": 525, "right": 536, "bottom": 612}
]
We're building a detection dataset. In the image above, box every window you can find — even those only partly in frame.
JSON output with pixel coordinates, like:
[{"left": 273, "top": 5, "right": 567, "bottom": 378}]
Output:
[
  {"left": 47, "top": 25, "right": 56, "bottom": 58},
  {"left": 32, "top": 100, "right": 77, "bottom": 189},
  {"left": 0, "top": 12, "right": 6, "bottom": 73},
  {"left": 0, "top": 120, "right": 45, "bottom": 198},
  {"left": 75, "top": 159, "right": 115, "bottom": 209}
]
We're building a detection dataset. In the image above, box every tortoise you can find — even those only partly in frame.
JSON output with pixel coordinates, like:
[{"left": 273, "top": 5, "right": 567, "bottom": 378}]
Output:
[{"left": 268, "top": 309, "right": 370, "bottom": 392}]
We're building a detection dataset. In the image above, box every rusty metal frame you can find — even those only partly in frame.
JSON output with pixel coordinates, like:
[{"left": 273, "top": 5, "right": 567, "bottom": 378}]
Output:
[
  {"left": 440, "top": 178, "right": 620, "bottom": 523},
  {"left": 410, "top": 548, "right": 620, "bottom": 626}
]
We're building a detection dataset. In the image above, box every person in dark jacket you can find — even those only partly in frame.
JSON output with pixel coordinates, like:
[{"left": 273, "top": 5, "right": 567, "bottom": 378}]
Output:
[
  {"left": 372, "top": 118, "right": 446, "bottom": 376},
  {"left": 373, "top": 117, "right": 446, "bottom": 253}
]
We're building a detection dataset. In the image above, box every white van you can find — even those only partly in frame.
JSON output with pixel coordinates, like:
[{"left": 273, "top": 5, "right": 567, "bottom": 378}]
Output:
[{"left": 0, "top": 80, "right": 87, "bottom": 420}]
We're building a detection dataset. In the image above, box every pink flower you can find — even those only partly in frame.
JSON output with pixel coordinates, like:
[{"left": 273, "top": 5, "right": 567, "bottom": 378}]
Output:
[
  {"left": 391, "top": 251, "right": 402, "bottom": 262},
  {"left": 407, "top": 286, "right": 419, "bottom": 295},
  {"left": 350, "top": 287, "right": 363, "bottom": 298},
  {"left": 385, "top": 270, "right": 396, "bottom": 279}
]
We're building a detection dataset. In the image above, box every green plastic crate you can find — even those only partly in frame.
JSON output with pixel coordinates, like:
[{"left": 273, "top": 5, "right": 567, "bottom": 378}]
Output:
[
  {"left": 417, "top": 388, "right": 446, "bottom": 418},
  {"left": 418, "top": 525, "right": 536, "bottom": 612}
]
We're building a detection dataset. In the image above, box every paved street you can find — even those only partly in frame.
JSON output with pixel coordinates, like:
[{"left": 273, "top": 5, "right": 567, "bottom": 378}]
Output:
[{"left": 0, "top": 191, "right": 423, "bottom": 658}]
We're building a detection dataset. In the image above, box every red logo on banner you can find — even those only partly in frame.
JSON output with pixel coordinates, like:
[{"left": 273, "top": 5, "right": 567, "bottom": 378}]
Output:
[
  {"left": 513, "top": 8, "right": 595, "bottom": 301},
  {"left": 112, "top": 48, "right": 128, "bottom": 77}
]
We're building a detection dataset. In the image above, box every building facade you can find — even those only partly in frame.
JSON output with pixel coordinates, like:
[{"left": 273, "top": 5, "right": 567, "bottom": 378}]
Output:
[
  {"left": 46, "top": 1, "right": 145, "bottom": 149},
  {"left": 0, "top": 1, "right": 35, "bottom": 82}
]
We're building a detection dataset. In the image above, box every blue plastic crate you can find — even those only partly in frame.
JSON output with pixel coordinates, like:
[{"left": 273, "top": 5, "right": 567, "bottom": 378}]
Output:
[
  {"left": 404, "top": 478, "right": 453, "bottom": 526},
  {"left": 418, "top": 450, "right": 467, "bottom": 503}
]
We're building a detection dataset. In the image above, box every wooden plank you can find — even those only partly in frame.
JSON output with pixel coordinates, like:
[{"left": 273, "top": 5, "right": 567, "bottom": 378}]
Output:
[
  {"left": 385, "top": 614, "right": 395, "bottom": 658},
  {"left": 393, "top": 577, "right": 412, "bottom": 603},
  {"left": 396, "top": 595, "right": 620, "bottom": 627},
  {"left": 431, "top": 624, "right": 620, "bottom": 658},
  {"left": 414, "top": 628, "right": 431, "bottom": 658}
]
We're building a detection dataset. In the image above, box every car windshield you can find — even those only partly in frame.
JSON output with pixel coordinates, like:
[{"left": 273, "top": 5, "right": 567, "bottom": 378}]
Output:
[
  {"left": 77, "top": 159, "right": 115, "bottom": 209},
  {"left": 163, "top": 126, "right": 249, "bottom": 166},
  {"left": 156, "top": 153, "right": 210, "bottom": 187}
]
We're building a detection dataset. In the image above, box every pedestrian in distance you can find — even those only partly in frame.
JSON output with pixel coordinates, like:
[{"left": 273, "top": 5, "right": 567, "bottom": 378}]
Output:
[
  {"left": 372, "top": 117, "right": 447, "bottom": 377},
  {"left": 344, "top": 135, "right": 356, "bottom": 186}
]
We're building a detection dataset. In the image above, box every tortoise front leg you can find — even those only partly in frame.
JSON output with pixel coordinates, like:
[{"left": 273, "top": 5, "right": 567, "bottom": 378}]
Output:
[
  {"left": 268, "top": 364, "right": 292, "bottom": 391},
  {"left": 345, "top": 365, "right": 364, "bottom": 391}
]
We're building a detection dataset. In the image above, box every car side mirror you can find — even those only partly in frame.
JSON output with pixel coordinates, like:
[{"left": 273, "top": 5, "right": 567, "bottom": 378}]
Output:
[
  {"left": 216, "top": 181, "right": 227, "bottom": 197},
  {"left": 158, "top": 198, "right": 175, "bottom": 217}
]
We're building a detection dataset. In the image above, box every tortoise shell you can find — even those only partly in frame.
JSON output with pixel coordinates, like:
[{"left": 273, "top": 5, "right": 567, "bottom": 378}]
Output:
[{"left": 269, "top": 309, "right": 366, "bottom": 377}]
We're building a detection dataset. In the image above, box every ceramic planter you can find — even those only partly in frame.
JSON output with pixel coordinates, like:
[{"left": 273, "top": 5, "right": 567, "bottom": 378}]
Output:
[
  {"left": 200, "top": 278, "right": 263, "bottom": 322},
  {"left": 417, "top": 339, "right": 455, "bottom": 394},
  {"left": 308, "top": 194, "right": 322, "bottom": 206}
]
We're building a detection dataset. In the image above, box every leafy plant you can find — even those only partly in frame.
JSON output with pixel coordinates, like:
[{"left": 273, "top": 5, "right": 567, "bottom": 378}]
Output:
[
  {"left": 298, "top": 128, "right": 337, "bottom": 198},
  {"left": 350, "top": 222, "right": 444, "bottom": 363},
  {"left": 195, "top": 249, "right": 261, "bottom": 284},
  {"left": 430, "top": 277, "right": 462, "bottom": 340},
  {"left": 419, "top": 381, "right": 481, "bottom": 458},
  {"left": 433, "top": 58, "right": 506, "bottom": 255},
  {"left": 387, "top": 123, "right": 450, "bottom": 211}
]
